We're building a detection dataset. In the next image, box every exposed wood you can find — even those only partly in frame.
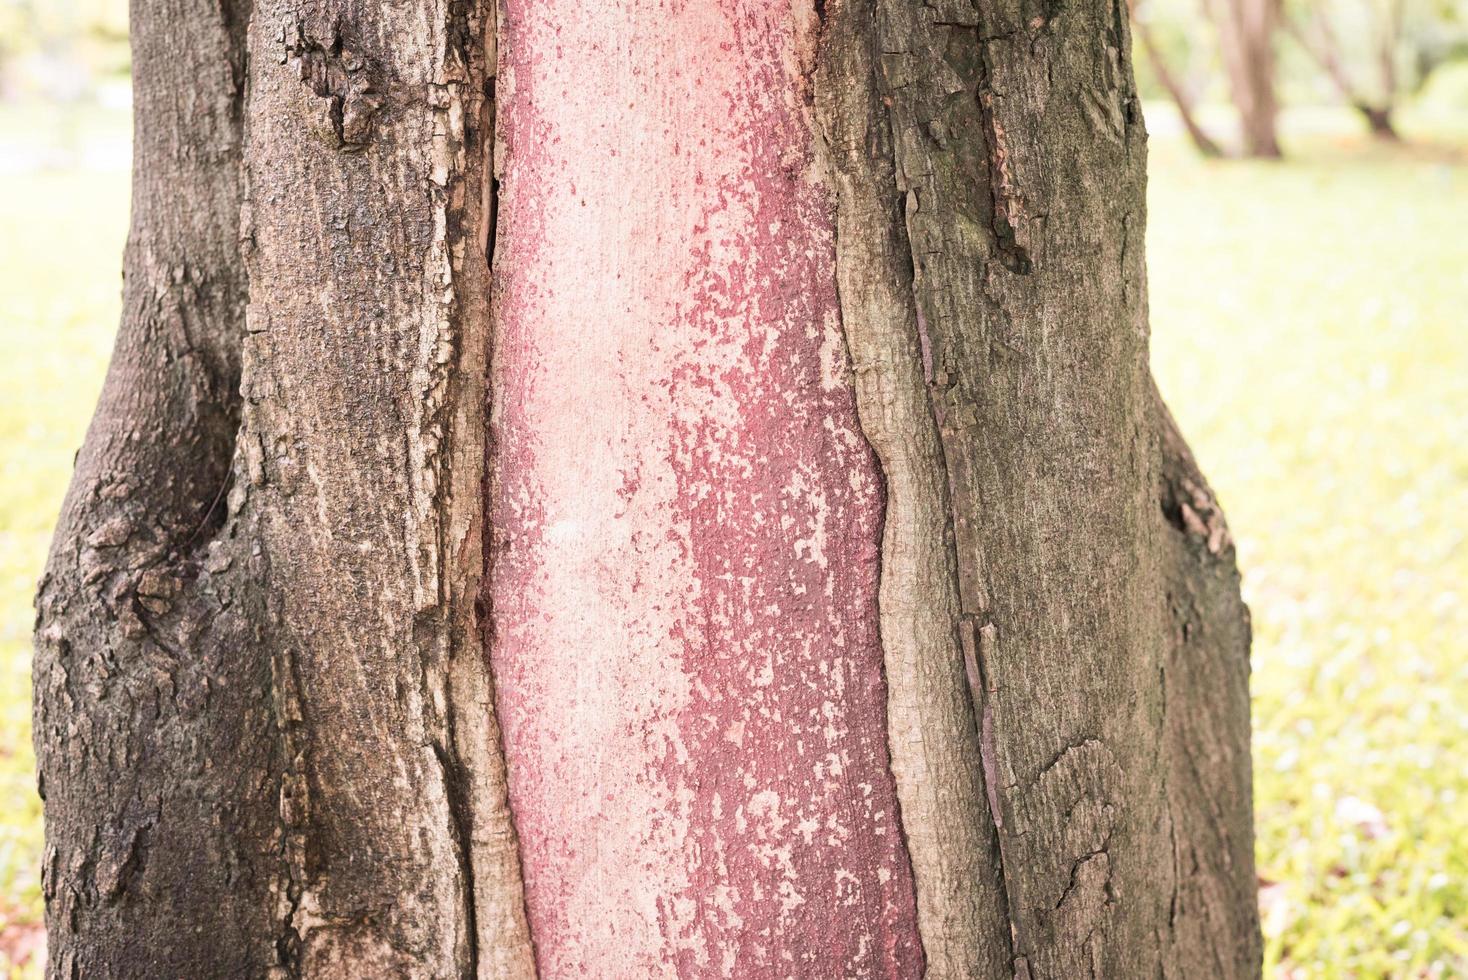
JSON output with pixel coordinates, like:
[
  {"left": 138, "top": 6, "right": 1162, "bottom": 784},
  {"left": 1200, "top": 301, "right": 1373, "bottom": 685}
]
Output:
[{"left": 486, "top": 0, "right": 922, "bottom": 971}]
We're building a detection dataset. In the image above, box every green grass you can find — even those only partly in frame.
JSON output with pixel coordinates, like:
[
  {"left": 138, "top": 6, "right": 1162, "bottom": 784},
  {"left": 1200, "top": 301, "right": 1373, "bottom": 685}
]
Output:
[{"left": 0, "top": 102, "right": 1464, "bottom": 977}]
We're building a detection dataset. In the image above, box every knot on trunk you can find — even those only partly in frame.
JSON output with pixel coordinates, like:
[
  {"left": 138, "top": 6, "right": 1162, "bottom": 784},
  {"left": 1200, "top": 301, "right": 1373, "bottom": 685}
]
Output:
[{"left": 286, "top": 23, "right": 384, "bottom": 151}]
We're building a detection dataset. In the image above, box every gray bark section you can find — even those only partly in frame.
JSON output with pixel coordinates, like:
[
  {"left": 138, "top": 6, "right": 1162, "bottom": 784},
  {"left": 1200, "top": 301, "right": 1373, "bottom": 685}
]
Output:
[
  {"left": 1156, "top": 387, "right": 1263, "bottom": 979},
  {"left": 814, "top": 0, "right": 1261, "bottom": 975},
  {"left": 34, "top": 0, "right": 536, "bottom": 976},
  {"left": 32, "top": 0, "right": 280, "bottom": 974},
  {"left": 238, "top": 0, "right": 534, "bottom": 972}
]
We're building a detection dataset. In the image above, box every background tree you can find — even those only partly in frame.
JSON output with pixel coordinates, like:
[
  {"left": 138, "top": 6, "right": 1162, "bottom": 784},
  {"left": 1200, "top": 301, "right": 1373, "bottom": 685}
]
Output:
[
  {"left": 1288, "top": 0, "right": 1409, "bottom": 138},
  {"left": 1131, "top": 0, "right": 1230, "bottom": 156},
  {"left": 1285, "top": 0, "right": 1468, "bottom": 140},
  {"left": 32, "top": 0, "right": 1261, "bottom": 976},
  {"left": 1204, "top": 0, "right": 1286, "bottom": 156},
  {"left": 1129, "top": 0, "right": 1281, "bottom": 157}
]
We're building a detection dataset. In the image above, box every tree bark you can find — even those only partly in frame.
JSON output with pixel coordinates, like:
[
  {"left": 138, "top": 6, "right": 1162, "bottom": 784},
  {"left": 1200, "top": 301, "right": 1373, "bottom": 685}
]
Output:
[
  {"left": 1153, "top": 384, "right": 1262, "bottom": 978},
  {"left": 35, "top": 0, "right": 534, "bottom": 974},
  {"left": 35, "top": 0, "right": 1260, "bottom": 976},
  {"left": 31, "top": 0, "right": 278, "bottom": 974}
]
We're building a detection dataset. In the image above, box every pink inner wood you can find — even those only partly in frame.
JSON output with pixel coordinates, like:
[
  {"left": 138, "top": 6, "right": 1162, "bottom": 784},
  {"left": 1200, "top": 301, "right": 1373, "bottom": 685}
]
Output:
[{"left": 488, "top": 0, "right": 923, "bottom": 974}]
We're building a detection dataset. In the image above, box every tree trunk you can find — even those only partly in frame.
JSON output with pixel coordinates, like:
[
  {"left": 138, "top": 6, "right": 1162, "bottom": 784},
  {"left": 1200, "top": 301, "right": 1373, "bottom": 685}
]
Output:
[
  {"left": 34, "top": 0, "right": 1260, "bottom": 976},
  {"left": 1283, "top": 11, "right": 1401, "bottom": 142},
  {"left": 1206, "top": 0, "right": 1284, "bottom": 157}
]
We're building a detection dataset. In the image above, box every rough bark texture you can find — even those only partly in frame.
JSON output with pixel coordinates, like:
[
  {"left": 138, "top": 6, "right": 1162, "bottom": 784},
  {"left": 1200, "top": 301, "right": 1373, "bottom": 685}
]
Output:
[
  {"left": 815, "top": 0, "right": 1187, "bottom": 974},
  {"left": 31, "top": 0, "right": 278, "bottom": 974},
  {"left": 35, "top": 0, "right": 1259, "bottom": 975},
  {"left": 814, "top": 0, "right": 1259, "bottom": 973},
  {"left": 236, "top": 0, "right": 534, "bottom": 972},
  {"left": 35, "top": 0, "right": 535, "bottom": 975},
  {"left": 813, "top": 7, "right": 1014, "bottom": 975},
  {"left": 1155, "top": 386, "right": 1262, "bottom": 978}
]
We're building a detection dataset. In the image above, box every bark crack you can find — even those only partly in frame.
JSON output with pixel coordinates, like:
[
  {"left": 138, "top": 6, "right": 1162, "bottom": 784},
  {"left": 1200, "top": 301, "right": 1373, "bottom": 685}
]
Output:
[
  {"left": 884, "top": 20, "right": 1034, "bottom": 965},
  {"left": 284, "top": 17, "right": 385, "bottom": 150},
  {"left": 431, "top": 737, "right": 481, "bottom": 977},
  {"left": 813, "top": 0, "right": 1021, "bottom": 970},
  {"left": 974, "top": 73, "right": 1033, "bottom": 275}
]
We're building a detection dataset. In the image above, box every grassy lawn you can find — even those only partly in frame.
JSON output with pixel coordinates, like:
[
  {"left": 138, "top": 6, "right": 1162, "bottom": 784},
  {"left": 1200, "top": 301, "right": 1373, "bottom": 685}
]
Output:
[{"left": 0, "top": 102, "right": 1464, "bottom": 977}]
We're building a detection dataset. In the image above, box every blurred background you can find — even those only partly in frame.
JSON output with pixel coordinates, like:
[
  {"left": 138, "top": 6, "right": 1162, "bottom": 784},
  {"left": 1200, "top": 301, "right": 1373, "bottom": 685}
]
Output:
[{"left": 0, "top": 0, "right": 1465, "bottom": 976}]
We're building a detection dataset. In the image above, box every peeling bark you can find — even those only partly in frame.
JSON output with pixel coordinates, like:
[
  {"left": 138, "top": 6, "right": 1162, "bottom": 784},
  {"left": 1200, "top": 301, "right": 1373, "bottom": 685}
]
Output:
[{"left": 36, "top": 0, "right": 1258, "bottom": 975}]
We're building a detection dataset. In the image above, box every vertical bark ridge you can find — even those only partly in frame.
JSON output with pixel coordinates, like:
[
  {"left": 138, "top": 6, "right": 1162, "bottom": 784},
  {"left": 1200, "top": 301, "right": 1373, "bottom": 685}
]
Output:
[
  {"left": 237, "top": 0, "right": 535, "bottom": 972},
  {"left": 37, "top": 0, "right": 539, "bottom": 973},
  {"left": 812, "top": 3, "right": 1014, "bottom": 976},
  {"left": 450, "top": 6, "right": 541, "bottom": 975},
  {"left": 31, "top": 0, "right": 283, "bottom": 974},
  {"left": 817, "top": 0, "right": 1256, "bottom": 975},
  {"left": 877, "top": 8, "right": 1166, "bottom": 971}
]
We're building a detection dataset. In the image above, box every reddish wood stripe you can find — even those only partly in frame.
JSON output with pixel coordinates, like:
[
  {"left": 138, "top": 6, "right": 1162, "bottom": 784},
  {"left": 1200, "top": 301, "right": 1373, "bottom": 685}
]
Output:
[{"left": 488, "top": 0, "right": 922, "bottom": 974}]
